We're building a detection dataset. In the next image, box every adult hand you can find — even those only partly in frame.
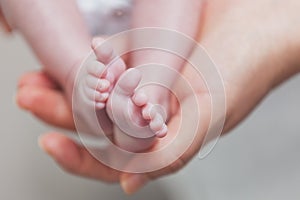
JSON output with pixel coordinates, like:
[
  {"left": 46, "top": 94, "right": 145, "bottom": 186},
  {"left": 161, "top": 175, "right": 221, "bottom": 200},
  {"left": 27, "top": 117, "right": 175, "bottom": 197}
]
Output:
[
  {"left": 16, "top": 0, "right": 300, "bottom": 194},
  {"left": 17, "top": 71, "right": 121, "bottom": 182},
  {"left": 17, "top": 71, "right": 74, "bottom": 130},
  {"left": 120, "top": 0, "right": 300, "bottom": 193}
]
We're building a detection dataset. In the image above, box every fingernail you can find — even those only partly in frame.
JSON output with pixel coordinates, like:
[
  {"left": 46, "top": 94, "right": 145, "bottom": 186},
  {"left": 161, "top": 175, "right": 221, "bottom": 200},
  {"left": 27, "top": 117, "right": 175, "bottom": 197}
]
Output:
[{"left": 121, "top": 174, "right": 149, "bottom": 195}]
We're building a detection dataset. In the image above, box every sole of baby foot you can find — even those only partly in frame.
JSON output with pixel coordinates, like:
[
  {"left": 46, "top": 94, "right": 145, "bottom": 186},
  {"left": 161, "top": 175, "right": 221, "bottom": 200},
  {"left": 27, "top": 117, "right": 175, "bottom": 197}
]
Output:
[
  {"left": 107, "top": 68, "right": 168, "bottom": 152},
  {"left": 82, "top": 38, "right": 126, "bottom": 109}
]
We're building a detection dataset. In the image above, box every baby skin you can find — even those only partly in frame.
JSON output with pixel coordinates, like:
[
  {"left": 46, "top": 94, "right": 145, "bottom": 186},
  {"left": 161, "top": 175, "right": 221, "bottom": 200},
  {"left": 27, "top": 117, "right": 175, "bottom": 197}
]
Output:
[
  {"left": 87, "top": 38, "right": 168, "bottom": 152},
  {"left": 1, "top": 0, "right": 169, "bottom": 152}
]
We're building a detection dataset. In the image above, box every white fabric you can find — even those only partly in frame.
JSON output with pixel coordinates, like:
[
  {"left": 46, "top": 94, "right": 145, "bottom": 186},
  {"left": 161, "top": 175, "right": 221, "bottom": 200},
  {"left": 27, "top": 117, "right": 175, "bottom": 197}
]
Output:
[{"left": 77, "top": 0, "right": 133, "bottom": 36}]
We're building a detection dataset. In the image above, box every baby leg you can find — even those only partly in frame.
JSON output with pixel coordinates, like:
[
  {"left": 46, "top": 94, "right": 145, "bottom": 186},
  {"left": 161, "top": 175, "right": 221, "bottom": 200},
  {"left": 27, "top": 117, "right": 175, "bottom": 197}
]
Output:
[
  {"left": 1, "top": 0, "right": 92, "bottom": 88},
  {"left": 1, "top": 0, "right": 123, "bottom": 136}
]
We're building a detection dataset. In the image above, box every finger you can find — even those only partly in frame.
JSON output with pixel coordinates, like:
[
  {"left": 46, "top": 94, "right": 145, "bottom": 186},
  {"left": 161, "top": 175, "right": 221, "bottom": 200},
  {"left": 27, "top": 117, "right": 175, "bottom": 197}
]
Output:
[
  {"left": 39, "top": 133, "right": 120, "bottom": 183},
  {"left": 16, "top": 85, "right": 75, "bottom": 130},
  {"left": 18, "top": 71, "right": 58, "bottom": 89}
]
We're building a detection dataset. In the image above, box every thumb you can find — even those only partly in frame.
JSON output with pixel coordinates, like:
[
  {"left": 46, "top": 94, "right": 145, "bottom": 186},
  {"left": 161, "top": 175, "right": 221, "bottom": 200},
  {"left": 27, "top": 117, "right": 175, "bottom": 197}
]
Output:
[{"left": 120, "top": 173, "right": 149, "bottom": 195}]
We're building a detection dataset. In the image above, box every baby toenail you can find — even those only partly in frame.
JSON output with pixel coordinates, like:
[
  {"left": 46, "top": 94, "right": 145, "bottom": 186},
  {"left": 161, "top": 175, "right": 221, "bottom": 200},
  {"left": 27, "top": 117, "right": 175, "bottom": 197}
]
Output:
[
  {"left": 156, "top": 124, "right": 168, "bottom": 138},
  {"left": 95, "top": 102, "right": 105, "bottom": 109}
]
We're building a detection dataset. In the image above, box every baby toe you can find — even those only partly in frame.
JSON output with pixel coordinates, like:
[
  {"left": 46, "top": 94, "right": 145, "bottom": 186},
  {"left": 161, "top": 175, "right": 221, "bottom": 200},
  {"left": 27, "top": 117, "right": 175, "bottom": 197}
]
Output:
[
  {"left": 132, "top": 91, "right": 148, "bottom": 107},
  {"left": 87, "top": 61, "right": 106, "bottom": 78},
  {"left": 105, "top": 71, "right": 115, "bottom": 84},
  {"left": 85, "top": 76, "right": 98, "bottom": 90},
  {"left": 155, "top": 124, "right": 168, "bottom": 138},
  {"left": 149, "top": 114, "right": 165, "bottom": 133},
  {"left": 95, "top": 92, "right": 109, "bottom": 102},
  {"left": 92, "top": 38, "right": 114, "bottom": 64},
  {"left": 85, "top": 76, "right": 110, "bottom": 92},
  {"left": 114, "top": 68, "right": 142, "bottom": 96},
  {"left": 96, "top": 79, "right": 110, "bottom": 92},
  {"left": 142, "top": 103, "right": 155, "bottom": 120},
  {"left": 95, "top": 102, "right": 105, "bottom": 109},
  {"left": 108, "top": 58, "right": 126, "bottom": 80},
  {"left": 83, "top": 87, "right": 101, "bottom": 101}
]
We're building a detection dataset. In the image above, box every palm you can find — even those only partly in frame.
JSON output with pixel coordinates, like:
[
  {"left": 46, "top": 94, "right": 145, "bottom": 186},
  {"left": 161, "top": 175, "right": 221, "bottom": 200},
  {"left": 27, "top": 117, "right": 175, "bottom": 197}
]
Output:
[{"left": 17, "top": 0, "right": 300, "bottom": 194}]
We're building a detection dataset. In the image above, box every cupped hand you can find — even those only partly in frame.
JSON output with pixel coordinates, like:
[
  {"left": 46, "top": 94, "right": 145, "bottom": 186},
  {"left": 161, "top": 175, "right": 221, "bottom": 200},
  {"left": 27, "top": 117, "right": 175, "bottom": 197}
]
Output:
[
  {"left": 125, "top": 0, "right": 300, "bottom": 193},
  {"left": 17, "top": 71, "right": 121, "bottom": 182},
  {"left": 16, "top": 0, "right": 300, "bottom": 194}
]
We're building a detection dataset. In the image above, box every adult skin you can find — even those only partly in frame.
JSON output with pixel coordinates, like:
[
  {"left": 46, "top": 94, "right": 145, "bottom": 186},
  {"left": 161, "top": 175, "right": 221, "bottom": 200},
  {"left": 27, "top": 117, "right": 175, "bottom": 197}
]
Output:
[{"left": 16, "top": 0, "right": 300, "bottom": 194}]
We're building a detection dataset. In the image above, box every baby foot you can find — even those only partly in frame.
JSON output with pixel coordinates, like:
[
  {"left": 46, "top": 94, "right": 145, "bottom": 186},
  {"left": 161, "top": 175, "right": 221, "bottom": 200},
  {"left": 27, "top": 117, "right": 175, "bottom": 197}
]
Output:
[
  {"left": 83, "top": 38, "right": 126, "bottom": 109},
  {"left": 72, "top": 38, "right": 126, "bottom": 136},
  {"left": 106, "top": 68, "right": 168, "bottom": 152}
]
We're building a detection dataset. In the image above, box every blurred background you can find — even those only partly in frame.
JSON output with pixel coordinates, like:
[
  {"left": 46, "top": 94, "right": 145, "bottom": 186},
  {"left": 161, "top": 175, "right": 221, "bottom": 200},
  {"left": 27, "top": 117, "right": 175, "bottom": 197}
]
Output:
[{"left": 1, "top": 32, "right": 299, "bottom": 200}]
